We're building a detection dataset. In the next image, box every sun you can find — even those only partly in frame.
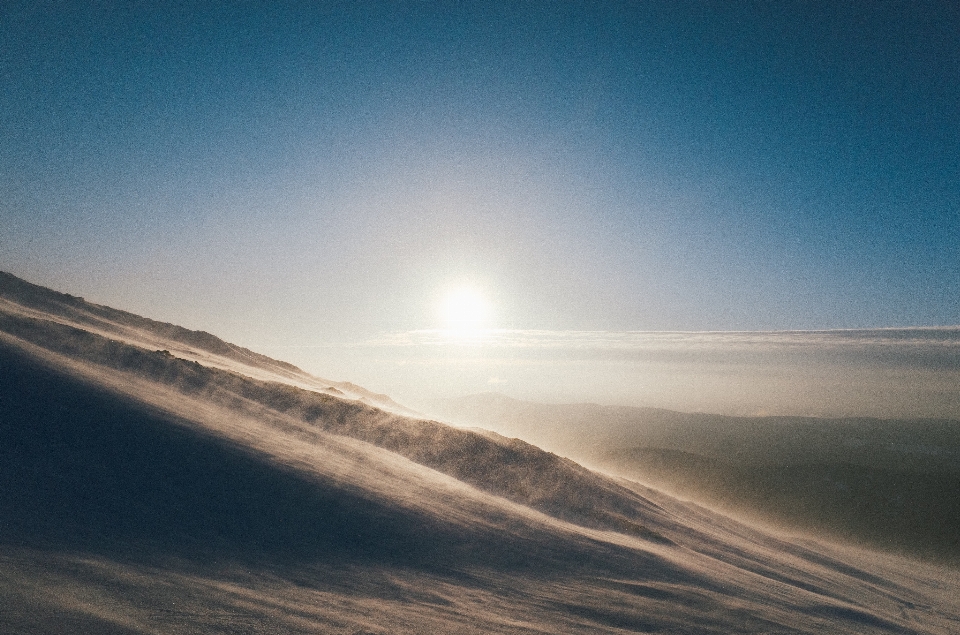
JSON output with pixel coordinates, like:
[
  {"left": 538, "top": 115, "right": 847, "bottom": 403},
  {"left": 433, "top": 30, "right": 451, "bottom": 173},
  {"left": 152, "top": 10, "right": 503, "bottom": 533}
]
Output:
[{"left": 439, "top": 286, "right": 491, "bottom": 332}]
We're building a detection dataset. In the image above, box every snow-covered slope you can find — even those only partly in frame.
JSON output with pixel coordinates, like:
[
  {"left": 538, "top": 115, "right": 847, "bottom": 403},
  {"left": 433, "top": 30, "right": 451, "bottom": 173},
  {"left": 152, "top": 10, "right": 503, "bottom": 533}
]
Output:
[{"left": 1, "top": 271, "right": 957, "bottom": 634}]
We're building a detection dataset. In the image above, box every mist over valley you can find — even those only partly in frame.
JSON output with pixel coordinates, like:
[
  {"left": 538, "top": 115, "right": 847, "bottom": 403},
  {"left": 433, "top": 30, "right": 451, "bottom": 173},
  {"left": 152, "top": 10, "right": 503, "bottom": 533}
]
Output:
[{"left": 422, "top": 392, "right": 960, "bottom": 565}]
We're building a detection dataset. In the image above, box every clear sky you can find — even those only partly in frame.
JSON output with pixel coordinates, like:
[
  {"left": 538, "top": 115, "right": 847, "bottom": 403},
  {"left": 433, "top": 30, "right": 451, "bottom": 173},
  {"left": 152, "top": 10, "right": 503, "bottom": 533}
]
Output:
[{"left": 2, "top": 2, "right": 959, "bottom": 415}]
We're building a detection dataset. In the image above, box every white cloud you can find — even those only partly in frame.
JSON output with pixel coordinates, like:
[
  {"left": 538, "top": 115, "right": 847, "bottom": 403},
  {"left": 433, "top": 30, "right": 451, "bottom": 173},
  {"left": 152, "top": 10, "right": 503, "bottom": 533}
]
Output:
[
  {"left": 262, "top": 327, "right": 960, "bottom": 418},
  {"left": 362, "top": 327, "right": 960, "bottom": 370}
]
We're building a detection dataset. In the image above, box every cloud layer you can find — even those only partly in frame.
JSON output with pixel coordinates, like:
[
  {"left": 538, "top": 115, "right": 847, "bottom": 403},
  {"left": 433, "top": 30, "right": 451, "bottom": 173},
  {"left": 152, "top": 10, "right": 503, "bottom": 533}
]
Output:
[
  {"left": 260, "top": 327, "right": 960, "bottom": 420},
  {"left": 367, "top": 327, "right": 960, "bottom": 371}
]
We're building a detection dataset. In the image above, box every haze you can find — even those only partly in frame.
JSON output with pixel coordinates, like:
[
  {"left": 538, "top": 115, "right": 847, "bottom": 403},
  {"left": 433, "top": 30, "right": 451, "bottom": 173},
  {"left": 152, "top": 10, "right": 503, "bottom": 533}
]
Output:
[{"left": 2, "top": 2, "right": 958, "bottom": 417}]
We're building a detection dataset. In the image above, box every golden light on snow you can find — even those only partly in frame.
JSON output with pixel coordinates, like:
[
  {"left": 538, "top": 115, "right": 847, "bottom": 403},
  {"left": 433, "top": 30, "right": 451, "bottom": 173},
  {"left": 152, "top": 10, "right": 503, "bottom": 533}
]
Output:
[{"left": 438, "top": 286, "right": 491, "bottom": 334}]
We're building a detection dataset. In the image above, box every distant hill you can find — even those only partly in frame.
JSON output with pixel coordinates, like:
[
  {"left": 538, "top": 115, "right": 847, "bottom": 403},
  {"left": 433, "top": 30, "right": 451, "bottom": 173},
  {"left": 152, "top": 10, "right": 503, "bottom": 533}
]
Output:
[{"left": 423, "top": 392, "right": 960, "bottom": 563}]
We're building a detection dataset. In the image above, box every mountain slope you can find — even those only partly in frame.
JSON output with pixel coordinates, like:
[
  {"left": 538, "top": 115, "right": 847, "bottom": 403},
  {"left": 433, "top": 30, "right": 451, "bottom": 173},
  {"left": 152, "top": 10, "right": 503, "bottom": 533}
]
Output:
[
  {"left": 0, "top": 337, "right": 452, "bottom": 563},
  {"left": 1, "top": 271, "right": 959, "bottom": 634},
  {"left": 0, "top": 271, "right": 414, "bottom": 413}
]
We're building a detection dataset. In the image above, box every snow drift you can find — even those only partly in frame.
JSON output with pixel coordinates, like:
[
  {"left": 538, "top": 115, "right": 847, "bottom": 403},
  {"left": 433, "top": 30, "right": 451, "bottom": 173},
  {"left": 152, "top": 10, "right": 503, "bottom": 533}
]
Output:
[{"left": 1, "top": 271, "right": 958, "bottom": 634}]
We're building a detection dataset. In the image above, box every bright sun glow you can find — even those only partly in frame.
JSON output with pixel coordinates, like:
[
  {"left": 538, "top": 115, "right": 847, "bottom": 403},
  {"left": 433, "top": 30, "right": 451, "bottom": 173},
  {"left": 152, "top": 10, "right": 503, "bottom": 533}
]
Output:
[{"left": 439, "top": 286, "right": 491, "bottom": 332}]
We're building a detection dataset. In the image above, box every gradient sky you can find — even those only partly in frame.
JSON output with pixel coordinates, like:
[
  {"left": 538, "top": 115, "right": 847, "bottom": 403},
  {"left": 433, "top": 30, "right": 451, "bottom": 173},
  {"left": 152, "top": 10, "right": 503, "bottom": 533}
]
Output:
[{"left": 2, "top": 2, "right": 959, "bottom": 413}]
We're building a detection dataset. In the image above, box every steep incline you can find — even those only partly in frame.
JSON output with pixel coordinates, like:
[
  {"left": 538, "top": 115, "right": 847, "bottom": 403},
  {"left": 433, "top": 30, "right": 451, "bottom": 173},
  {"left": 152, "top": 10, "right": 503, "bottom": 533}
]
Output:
[
  {"left": 0, "top": 271, "right": 413, "bottom": 412},
  {"left": 0, "top": 307, "right": 667, "bottom": 542},
  {"left": 1, "top": 271, "right": 958, "bottom": 634},
  {"left": 0, "top": 271, "right": 296, "bottom": 376}
]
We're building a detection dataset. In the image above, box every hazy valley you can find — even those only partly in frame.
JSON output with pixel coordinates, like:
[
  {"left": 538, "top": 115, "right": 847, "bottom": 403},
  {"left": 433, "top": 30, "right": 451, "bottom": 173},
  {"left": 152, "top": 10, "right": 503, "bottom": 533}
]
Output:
[{"left": 421, "top": 393, "right": 960, "bottom": 565}]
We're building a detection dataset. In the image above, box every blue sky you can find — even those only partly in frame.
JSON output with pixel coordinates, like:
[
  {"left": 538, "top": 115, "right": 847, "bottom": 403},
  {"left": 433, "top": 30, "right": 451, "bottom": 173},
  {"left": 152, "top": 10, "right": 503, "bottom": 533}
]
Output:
[{"left": 2, "top": 2, "right": 958, "bottom": 411}]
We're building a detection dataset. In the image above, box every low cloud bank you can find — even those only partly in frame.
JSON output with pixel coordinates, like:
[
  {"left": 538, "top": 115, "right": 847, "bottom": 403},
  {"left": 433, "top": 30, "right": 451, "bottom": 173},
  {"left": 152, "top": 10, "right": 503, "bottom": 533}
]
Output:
[
  {"left": 369, "top": 327, "right": 960, "bottom": 368},
  {"left": 315, "top": 328, "right": 958, "bottom": 419}
]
